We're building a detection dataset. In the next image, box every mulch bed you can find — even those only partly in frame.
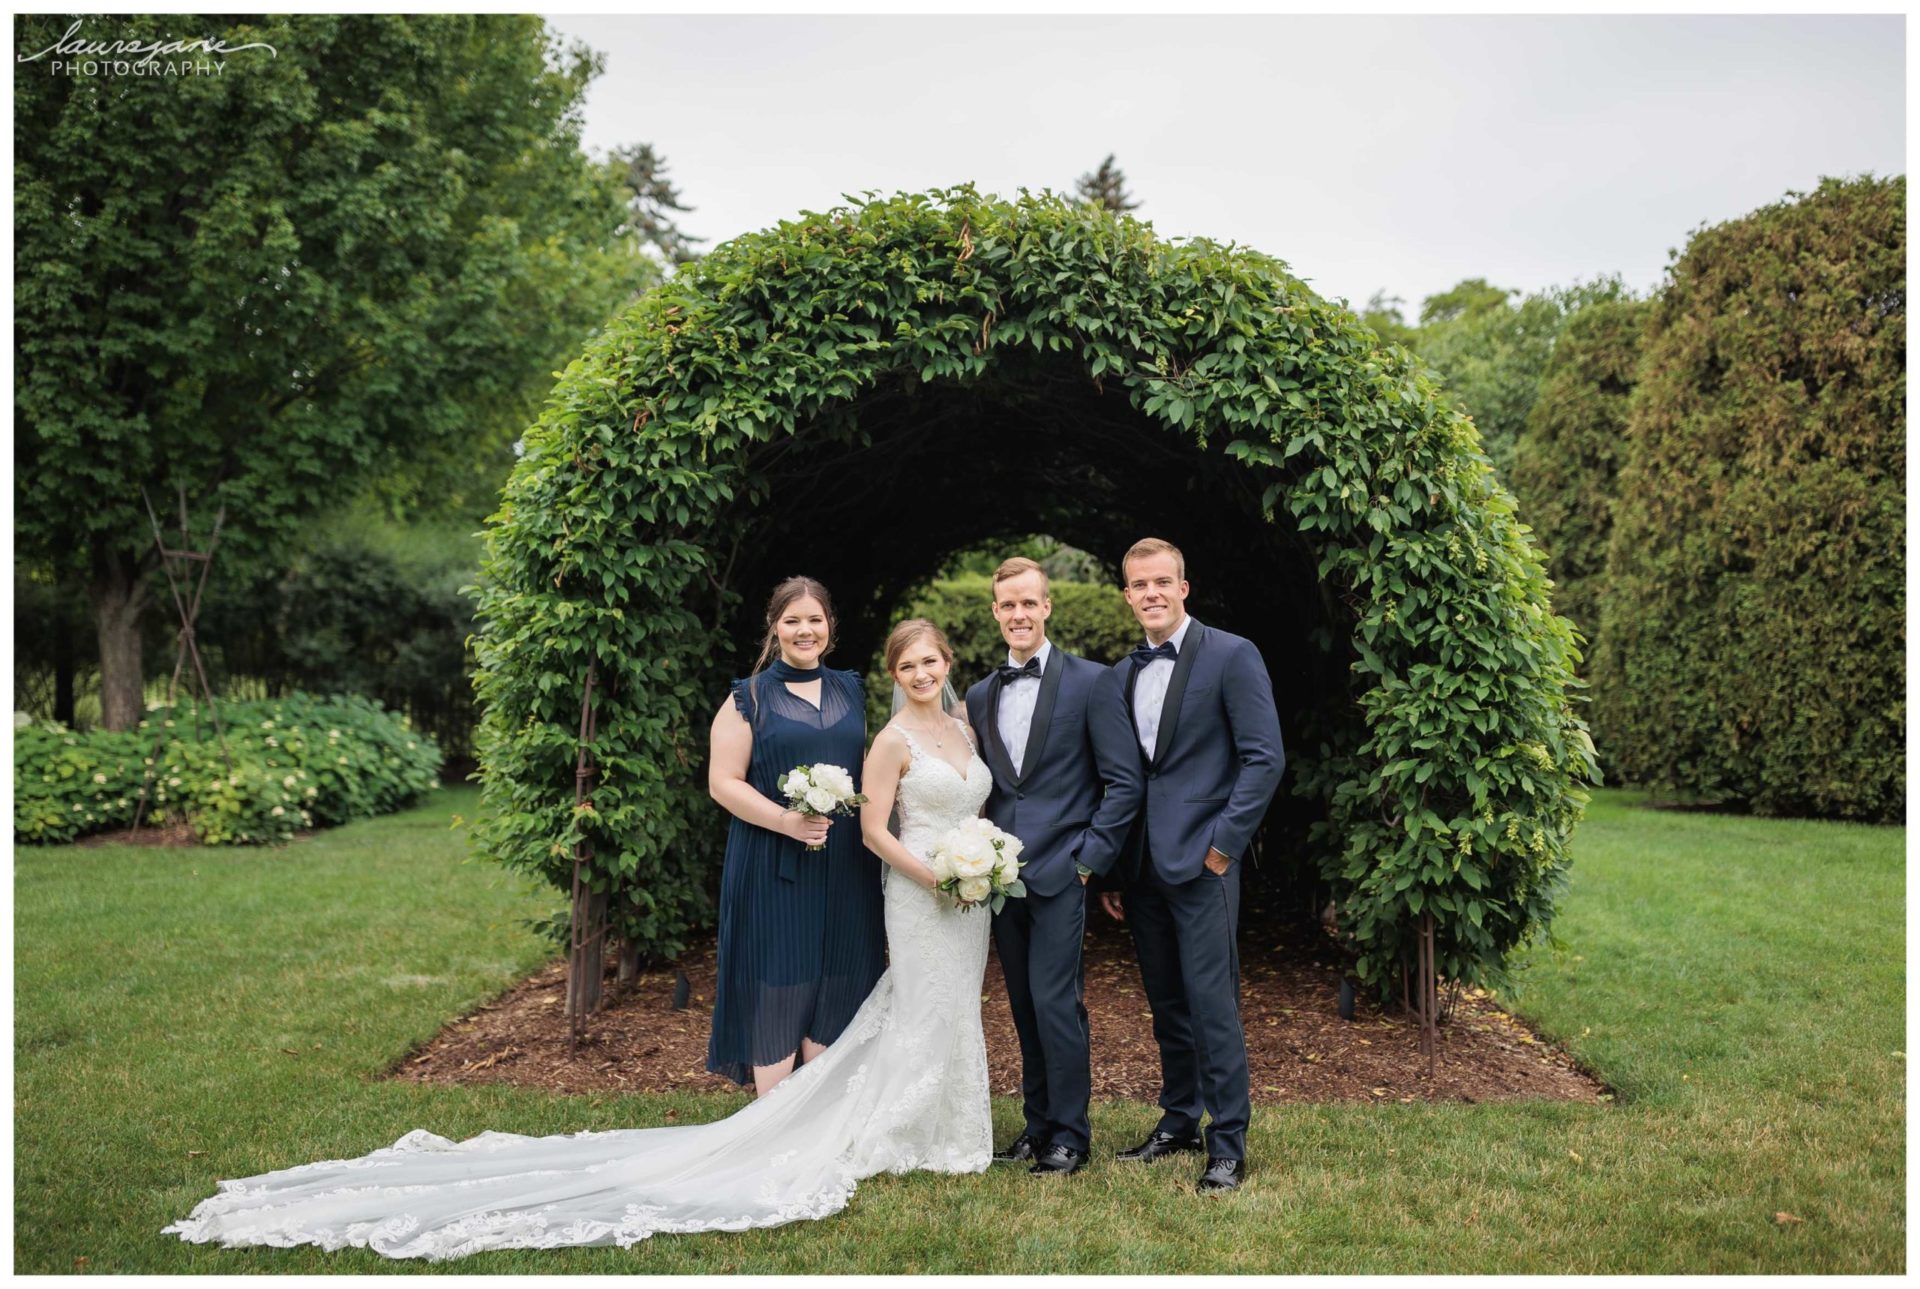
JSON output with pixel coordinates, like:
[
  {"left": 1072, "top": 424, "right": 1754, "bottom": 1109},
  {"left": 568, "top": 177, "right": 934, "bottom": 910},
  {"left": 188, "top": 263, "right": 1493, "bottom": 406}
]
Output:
[
  {"left": 391, "top": 907, "right": 1609, "bottom": 1108},
  {"left": 73, "top": 820, "right": 206, "bottom": 848},
  {"left": 73, "top": 823, "right": 317, "bottom": 848}
]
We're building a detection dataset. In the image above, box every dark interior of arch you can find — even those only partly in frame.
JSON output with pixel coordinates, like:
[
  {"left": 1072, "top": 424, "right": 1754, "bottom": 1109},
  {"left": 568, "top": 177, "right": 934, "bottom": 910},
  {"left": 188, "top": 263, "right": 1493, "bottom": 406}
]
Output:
[{"left": 702, "top": 348, "right": 1353, "bottom": 904}]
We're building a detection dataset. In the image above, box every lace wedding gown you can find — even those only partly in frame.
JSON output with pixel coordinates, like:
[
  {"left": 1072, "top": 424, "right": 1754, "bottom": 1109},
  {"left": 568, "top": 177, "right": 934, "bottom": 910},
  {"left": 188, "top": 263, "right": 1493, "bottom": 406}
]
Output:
[{"left": 163, "top": 726, "right": 993, "bottom": 1261}]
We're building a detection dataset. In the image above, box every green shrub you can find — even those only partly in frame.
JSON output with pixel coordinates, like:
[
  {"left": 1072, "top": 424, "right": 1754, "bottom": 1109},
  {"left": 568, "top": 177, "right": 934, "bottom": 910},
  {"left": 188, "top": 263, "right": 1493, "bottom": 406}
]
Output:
[
  {"left": 473, "top": 187, "right": 1594, "bottom": 995},
  {"left": 1591, "top": 176, "right": 1904, "bottom": 820},
  {"left": 13, "top": 693, "right": 441, "bottom": 845},
  {"left": 1508, "top": 297, "right": 1649, "bottom": 663},
  {"left": 863, "top": 575, "right": 1139, "bottom": 726}
]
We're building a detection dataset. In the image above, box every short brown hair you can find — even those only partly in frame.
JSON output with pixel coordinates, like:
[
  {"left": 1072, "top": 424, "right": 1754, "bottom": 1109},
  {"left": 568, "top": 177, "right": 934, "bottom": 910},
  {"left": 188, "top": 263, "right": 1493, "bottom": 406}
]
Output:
[
  {"left": 990, "top": 556, "right": 1050, "bottom": 595},
  {"left": 1122, "top": 537, "right": 1186, "bottom": 582},
  {"left": 883, "top": 618, "right": 954, "bottom": 674}
]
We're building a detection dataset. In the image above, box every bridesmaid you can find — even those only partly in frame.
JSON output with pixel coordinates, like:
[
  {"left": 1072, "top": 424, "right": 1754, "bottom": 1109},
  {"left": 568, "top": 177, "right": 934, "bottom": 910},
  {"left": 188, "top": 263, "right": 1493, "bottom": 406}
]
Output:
[{"left": 706, "top": 576, "right": 887, "bottom": 1096}]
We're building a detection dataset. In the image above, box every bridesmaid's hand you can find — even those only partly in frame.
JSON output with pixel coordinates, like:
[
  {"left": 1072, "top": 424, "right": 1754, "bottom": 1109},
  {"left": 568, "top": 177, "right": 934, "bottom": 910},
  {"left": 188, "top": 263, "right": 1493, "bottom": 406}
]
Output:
[{"left": 779, "top": 810, "right": 831, "bottom": 847}]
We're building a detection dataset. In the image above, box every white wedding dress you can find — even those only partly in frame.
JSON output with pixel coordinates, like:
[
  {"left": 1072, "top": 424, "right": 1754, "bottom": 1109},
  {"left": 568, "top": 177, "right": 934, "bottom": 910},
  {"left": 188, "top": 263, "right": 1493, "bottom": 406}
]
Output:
[{"left": 163, "top": 725, "right": 993, "bottom": 1261}]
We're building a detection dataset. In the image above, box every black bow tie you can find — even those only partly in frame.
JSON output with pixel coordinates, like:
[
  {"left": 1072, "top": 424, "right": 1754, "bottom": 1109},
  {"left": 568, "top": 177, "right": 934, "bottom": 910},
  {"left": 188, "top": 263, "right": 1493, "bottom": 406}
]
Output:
[
  {"left": 997, "top": 657, "right": 1041, "bottom": 684},
  {"left": 1129, "top": 641, "right": 1178, "bottom": 667}
]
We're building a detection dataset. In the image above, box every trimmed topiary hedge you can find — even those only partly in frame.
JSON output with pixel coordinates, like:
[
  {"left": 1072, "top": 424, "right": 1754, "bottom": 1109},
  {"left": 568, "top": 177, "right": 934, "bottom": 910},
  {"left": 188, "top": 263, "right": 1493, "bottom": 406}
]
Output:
[
  {"left": 1508, "top": 297, "right": 1649, "bottom": 665},
  {"left": 471, "top": 186, "right": 1595, "bottom": 994},
  {"left": 13, "top": 693, "right": 441, "bottom": 845},
  {"left": 1591, "top": 175, "right": 1904, "bottom": 820}
]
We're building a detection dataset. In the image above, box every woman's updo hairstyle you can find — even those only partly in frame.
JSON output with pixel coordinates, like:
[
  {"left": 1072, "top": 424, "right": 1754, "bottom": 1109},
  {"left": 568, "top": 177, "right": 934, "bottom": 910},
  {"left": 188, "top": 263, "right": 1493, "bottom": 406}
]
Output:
[{"left": 883, "top": 618, "right": 954, "bottom": 674}]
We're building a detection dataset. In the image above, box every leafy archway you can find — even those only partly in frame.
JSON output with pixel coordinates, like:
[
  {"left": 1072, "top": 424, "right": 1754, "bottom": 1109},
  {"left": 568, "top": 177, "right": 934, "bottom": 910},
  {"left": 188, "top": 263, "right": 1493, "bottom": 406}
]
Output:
[{"left": 472, "top": 186, "right": 1596, "bottom": 999}]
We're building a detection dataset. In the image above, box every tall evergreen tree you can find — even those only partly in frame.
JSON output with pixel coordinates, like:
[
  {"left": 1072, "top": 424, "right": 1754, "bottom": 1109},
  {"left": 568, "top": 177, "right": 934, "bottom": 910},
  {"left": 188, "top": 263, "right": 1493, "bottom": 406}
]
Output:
[
  {"left": 1074, "top": 154, "right": 1140, "bottom": 213},
  {"left": 609, "top": 141, "right": 704, "bottom": 267}
]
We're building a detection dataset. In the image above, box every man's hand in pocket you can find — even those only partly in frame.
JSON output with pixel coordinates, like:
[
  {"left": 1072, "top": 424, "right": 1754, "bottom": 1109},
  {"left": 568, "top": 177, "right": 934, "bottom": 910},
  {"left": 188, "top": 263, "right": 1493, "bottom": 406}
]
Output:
[{"left": 1204, "top": 847, "right": 1232, "bottom": 876}]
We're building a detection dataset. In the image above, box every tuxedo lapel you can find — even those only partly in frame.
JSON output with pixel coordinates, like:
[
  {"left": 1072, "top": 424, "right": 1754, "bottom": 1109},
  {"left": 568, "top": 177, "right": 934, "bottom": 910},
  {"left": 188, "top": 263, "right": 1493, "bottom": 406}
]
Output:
[
  {"left": 980, "top": 675, "right": 1018, "bottom": 787},
  {"left": 1014, "top": 648, "right": 1067, "bottom": 787},
  {"left": 1151, "top": 620, "right": 1205, "bottom": 766}
]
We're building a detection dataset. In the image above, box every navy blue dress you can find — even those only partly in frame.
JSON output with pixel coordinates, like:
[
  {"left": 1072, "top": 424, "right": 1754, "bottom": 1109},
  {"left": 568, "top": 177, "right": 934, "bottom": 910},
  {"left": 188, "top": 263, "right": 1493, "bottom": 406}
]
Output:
[{"left": 706, "top": 664, "right": 887, "bottom": 1084}]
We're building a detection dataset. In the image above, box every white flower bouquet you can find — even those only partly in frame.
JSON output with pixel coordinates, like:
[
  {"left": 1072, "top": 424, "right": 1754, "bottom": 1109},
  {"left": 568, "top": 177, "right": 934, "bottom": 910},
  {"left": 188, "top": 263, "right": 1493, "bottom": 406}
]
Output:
[
  {"left": 927, "top": 817, "right": 1027, "bottom": 913},
  {"left": 779, "top": 763, "right": 866, "bottom": 851}
]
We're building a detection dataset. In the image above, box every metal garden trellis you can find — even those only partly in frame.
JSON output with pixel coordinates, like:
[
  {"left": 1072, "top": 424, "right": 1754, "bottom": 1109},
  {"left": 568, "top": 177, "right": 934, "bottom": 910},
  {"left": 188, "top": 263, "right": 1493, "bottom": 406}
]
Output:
[{"left": 129, "top": 486, "right": 233, "bottom": 831}]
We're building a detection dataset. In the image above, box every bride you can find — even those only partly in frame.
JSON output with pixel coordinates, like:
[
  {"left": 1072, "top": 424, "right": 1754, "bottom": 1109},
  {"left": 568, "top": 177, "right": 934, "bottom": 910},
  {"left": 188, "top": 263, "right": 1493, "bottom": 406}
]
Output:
[{"left": 163, "top": 618, "right": 995, "bottom": 1261}]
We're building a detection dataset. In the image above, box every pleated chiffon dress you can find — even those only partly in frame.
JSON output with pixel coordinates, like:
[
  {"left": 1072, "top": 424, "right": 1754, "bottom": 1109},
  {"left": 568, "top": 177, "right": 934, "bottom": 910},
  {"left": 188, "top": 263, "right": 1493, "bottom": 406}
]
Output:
[{"left": 706, "top": 662, "right": 887, "bottom": 1084}]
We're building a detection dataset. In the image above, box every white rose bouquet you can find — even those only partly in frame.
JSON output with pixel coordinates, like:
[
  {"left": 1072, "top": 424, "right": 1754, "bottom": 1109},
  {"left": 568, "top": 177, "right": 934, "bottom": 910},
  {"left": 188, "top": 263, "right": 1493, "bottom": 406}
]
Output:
[
  {"left": 779, "top": 763, "right": 866, "bottom": 851},
  {"left": 926, "top": 817, "right": 1027, "bottom": 913}
]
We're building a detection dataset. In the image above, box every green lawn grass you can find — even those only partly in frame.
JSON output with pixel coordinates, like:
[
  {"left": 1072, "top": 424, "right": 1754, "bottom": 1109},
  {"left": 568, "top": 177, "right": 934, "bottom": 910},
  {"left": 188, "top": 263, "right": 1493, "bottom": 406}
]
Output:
[{"left": 14, "top": 787, "right": 1903, "bottom": 1272}]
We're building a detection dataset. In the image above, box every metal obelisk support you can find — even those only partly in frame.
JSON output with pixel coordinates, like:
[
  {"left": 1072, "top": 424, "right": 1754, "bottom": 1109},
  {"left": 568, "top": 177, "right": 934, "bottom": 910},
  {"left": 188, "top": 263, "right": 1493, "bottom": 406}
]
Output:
[
  {"left": 566, "top": 658, "right": 609, "bottom": 1049},
  {"left": 130, "top": 487, "right": 231, "bottom": 831}
]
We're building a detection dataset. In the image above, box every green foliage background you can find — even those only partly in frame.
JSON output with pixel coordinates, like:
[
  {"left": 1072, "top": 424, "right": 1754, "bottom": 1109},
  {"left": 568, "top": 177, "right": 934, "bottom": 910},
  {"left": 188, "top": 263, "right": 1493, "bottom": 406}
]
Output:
[
  {"left": 197, "top": 508, "right": 485, "bottom": 764},
  {"left": 1406, "top": 277, "right": 1631, "bottom": 480},
  {"left": 1591, "top": 176, "right": 1905, "bottom": 820},
  {"left": 1508, "top": 298, "right": 1651, "bottom": 667},
  {"left": 471, "top": 186, "right": 1595, "bottom": 992},
  {"left": 12, "top": 12, "right": 632, "bottom": 562},
  {"left": 12, "top": 13, "right": 649, "bottom": 728}
]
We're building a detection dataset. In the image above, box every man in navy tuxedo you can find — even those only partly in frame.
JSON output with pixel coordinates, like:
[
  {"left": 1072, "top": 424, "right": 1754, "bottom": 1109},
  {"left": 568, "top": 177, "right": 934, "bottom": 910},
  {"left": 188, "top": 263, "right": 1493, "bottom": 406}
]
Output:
[
  {"left": 965, "top": 557, "right": 1143, "bottom": 1177},
  {"left": 1101, "top": 537, "right": 1285, "bottom": 1193}
]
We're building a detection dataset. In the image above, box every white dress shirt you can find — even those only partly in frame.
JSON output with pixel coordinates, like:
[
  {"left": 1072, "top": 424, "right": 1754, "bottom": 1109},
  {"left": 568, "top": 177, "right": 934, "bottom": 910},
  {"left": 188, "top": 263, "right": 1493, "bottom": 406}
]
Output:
[
  {"left": 996, "top": 638, "right": 1053, "bottom": 776},
  {"left": 1131, "top": 613, "right": 1194, "bottom": 758}
]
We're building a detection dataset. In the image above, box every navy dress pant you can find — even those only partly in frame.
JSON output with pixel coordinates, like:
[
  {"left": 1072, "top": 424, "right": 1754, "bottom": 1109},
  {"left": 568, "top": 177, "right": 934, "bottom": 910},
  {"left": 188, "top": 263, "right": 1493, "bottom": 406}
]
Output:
[
  {"left": 1126, "top": 862, "right": 1250, "bottom": 1161},
  {"left": 992, "top": 883, "right": 1093, "bottom": 1153}
]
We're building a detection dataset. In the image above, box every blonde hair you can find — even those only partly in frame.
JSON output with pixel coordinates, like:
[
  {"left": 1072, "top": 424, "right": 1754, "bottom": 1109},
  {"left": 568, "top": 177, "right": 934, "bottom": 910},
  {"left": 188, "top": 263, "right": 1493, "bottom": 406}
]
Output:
[
  {"left": 883, "top": 618, "right": 954, "bottom": 674},
  {"left": 990, "top": 556, "right": 1050, "bottom": 595},
  {"left": 1122, "top": 537, "right": 1186, "bottom": 582}
]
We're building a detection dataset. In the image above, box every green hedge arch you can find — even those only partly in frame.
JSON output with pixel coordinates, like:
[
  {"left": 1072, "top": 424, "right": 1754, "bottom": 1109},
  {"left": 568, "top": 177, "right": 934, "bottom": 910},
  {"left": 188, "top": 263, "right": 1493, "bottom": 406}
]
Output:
[
  {"left": 472, "top": 186, "right": 1596, "bottom": 995},
  {"left": 1591, "top": 176, "right": 1905, "bottom": 820}
]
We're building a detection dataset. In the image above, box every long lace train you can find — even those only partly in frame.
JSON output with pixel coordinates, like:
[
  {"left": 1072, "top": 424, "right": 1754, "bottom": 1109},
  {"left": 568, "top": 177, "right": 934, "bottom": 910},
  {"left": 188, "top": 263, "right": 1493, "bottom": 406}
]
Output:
[{"left": 163, "top": 721, "right": 994, "bottom": 1261}]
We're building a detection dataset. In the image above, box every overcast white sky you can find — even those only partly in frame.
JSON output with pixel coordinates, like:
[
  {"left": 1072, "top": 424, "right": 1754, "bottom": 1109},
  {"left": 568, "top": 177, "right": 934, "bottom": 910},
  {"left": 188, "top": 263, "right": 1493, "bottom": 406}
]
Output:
[{"left": 542, "top": 13, "right": 1904, "bottom": 314}]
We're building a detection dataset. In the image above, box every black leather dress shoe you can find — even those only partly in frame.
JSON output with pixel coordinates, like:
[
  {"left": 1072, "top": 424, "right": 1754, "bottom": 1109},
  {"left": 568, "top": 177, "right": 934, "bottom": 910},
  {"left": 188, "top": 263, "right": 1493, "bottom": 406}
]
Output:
[
  {"left": 1029, "top": 1143, "right": 1088, "bottom": 1176},
  {"left": 992, "top": 1132, "right": 1044, "bottom": 1164},
  {"left": 1196, "top": 1157, "right": 1244, "bottom": 1193},
  {"left": 1114, "top": 1130, "right": 1205, "bottom": 1162}
]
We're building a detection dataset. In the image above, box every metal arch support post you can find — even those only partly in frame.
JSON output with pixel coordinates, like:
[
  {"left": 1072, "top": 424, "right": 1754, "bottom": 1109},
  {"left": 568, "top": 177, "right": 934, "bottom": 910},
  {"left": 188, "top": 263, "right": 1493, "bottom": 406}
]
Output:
[
  {"left": 566, "top": 657, "right": 609, "bottom": 1049},
  {"left": 1417, "top": 912, "right": 1439, "bottom": 1079}
]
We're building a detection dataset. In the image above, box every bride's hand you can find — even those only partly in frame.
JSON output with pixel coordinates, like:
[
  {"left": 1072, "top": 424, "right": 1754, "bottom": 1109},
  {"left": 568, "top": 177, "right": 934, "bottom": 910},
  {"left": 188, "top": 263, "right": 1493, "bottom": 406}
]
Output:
[{"left": 914, "top": 861, "right": 942, "bottom": 892}]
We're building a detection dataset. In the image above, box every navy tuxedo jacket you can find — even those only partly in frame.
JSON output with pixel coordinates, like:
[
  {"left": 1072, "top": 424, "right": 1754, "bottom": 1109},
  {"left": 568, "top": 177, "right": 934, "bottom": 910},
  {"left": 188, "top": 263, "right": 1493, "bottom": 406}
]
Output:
[
  {"left": 965, "top": 648, "right": 1144, "bottom": 898},
  {"left": 1111, "top": 618, "right": 1286, "bottom": 885}
]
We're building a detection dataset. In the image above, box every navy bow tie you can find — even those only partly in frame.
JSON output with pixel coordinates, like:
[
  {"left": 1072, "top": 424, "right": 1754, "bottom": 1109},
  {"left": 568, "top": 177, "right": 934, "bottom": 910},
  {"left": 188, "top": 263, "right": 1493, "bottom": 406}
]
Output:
[
  {"left": 1130, "top": 641, "right": 1178, "bottom": 667},
  {"left": 997, "top": 657, "right": 1041, "bottom": 684}
]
